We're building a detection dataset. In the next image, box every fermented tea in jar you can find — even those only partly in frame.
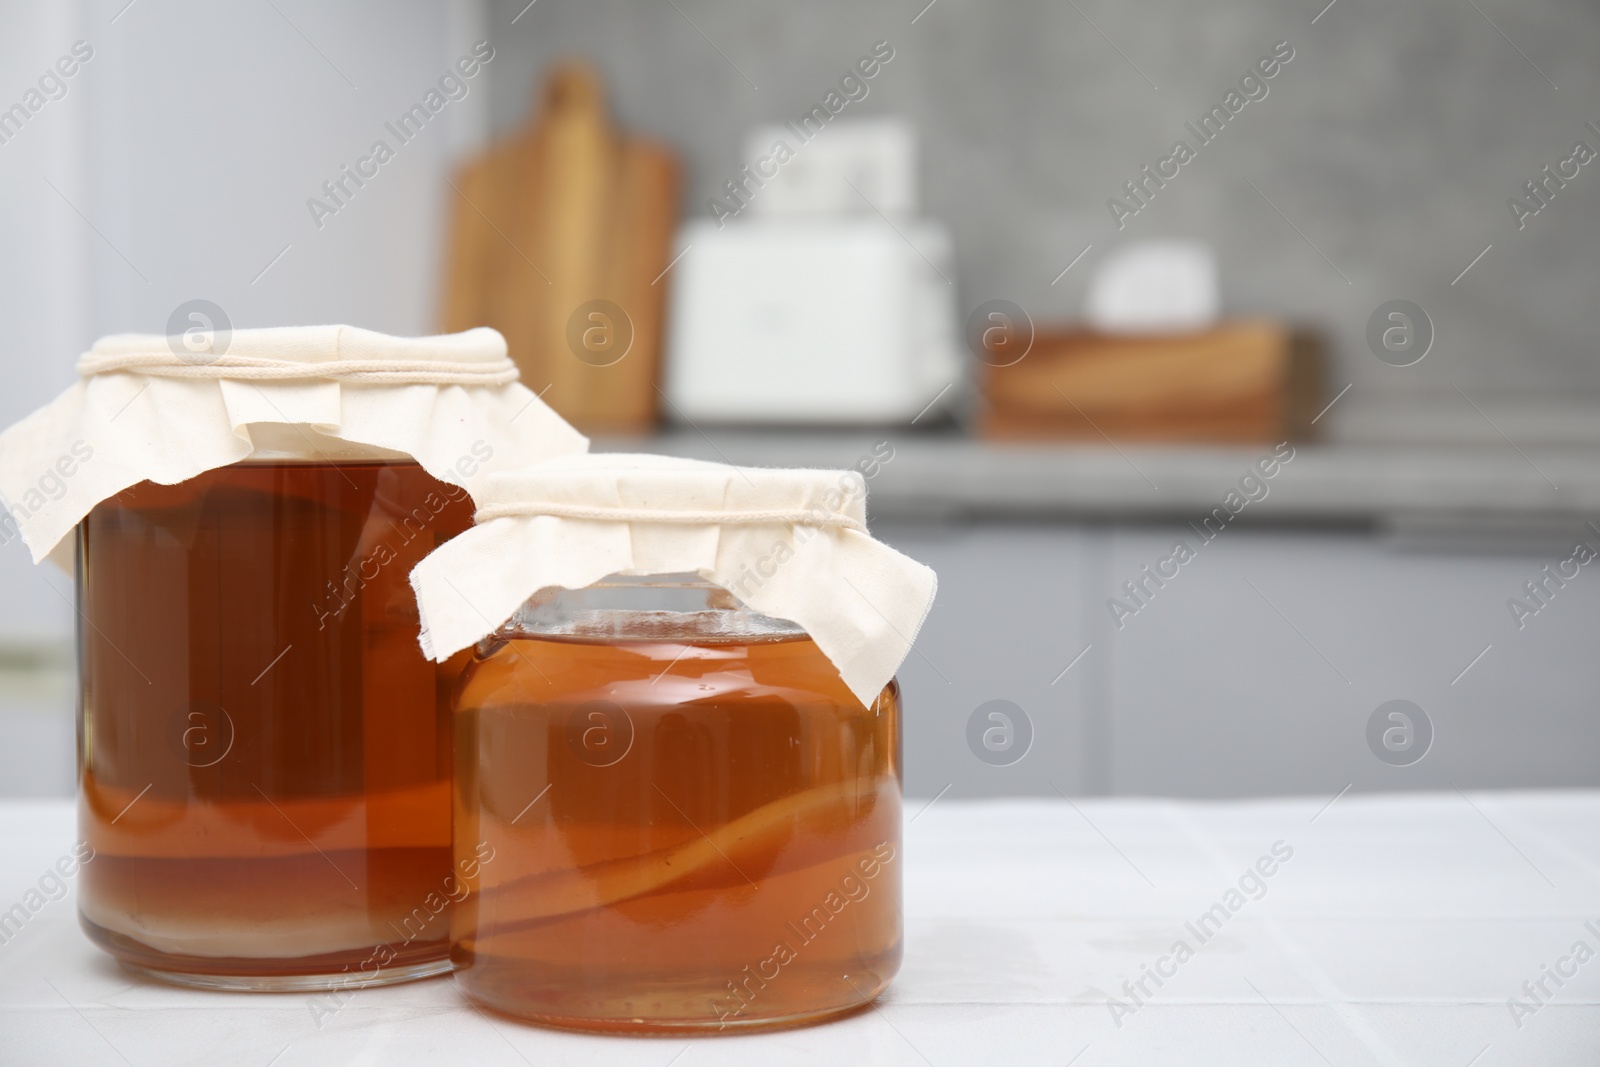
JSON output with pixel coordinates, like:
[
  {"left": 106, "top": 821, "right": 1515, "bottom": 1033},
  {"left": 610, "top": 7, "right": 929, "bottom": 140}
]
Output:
[
  {"left": 0, "top": 326, "right": 585, "bottom": 989},
  {"left": 411, "top": 453, "right": 938, "bottom": 1031}
]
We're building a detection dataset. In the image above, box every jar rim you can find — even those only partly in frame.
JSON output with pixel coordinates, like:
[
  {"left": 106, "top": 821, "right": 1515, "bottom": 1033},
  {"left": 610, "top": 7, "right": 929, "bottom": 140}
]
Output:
[{"left": 495, "top": 573, "right": 809, "bottom": 644}]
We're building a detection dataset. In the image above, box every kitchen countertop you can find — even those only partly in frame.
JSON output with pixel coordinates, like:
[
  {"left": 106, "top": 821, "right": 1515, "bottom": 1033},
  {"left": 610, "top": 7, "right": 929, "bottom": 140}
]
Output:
[
  {"left": 4, "top": 792, "right": 1597, "bottom": 1066},
  {"left": 606, "top": 430, "right": 1600, "bottom": 527},
  {"left": 596, "top": 395, "right": 1600, "bottom": 529}
]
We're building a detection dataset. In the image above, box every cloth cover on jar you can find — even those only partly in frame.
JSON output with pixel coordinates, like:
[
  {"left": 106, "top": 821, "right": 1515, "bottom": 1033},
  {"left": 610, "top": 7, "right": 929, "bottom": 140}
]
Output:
[
  {"left": 410, "top": 452, "right": 939, "bottom": 706},
  {"left": 0, "top": 325, "right": 588, "bottom": 569}
]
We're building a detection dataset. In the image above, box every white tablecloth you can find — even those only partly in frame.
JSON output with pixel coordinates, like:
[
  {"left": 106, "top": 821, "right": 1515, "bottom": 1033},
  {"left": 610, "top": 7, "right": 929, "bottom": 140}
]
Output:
[{"left": 3, "top": 792, "right": 1598, "bottom": 1066}]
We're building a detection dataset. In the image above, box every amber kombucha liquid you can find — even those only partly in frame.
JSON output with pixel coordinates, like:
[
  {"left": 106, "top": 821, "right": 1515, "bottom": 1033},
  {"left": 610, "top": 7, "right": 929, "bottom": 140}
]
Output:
[
  {"left": 452, "top": 626, "right": 903, "bottom": 1032},
  {"left": 77, "top": 461, "right": 473, "bottom": 988}
]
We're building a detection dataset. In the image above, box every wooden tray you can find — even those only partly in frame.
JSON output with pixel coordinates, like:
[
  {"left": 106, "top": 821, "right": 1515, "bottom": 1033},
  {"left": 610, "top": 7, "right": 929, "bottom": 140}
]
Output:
[{"left": 979, "top": 321, "right": 1322, "bottom": 444}]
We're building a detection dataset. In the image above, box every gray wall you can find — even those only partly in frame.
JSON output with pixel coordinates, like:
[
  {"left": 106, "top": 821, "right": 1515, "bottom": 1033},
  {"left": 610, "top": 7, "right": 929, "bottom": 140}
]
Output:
[{"left": 487, "top": 0, "right": 1600, "bottom": 398}]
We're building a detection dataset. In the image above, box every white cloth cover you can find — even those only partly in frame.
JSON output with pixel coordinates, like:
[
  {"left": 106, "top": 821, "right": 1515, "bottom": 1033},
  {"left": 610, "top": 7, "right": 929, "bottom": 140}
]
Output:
[
  {"left": 0, "top": 325, "right": 588, "bottom": 566},
  {"left": 410, "top": 453, "right": 938, "bottom": 706}
]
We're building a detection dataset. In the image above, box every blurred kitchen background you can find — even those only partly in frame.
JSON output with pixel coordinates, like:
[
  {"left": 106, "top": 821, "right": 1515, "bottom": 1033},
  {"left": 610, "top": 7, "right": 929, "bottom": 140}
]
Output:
[{"left": 2, "top": 0, "right": 1598, "bottom": 799}]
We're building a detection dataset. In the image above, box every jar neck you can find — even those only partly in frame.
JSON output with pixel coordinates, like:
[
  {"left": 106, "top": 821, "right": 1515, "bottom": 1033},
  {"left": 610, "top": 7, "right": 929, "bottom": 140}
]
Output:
[{"left": 500, "top": 574, "right": 806, "bottom": 643}]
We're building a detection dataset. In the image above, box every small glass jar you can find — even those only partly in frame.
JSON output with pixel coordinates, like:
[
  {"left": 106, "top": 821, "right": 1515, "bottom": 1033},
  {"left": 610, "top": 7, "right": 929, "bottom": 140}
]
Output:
[
  {"left": 76, "top": 432, "right": 474, "bottom": 990},
  {"left": 450, "top": 574, "right": 904, "bottom": 1032}
]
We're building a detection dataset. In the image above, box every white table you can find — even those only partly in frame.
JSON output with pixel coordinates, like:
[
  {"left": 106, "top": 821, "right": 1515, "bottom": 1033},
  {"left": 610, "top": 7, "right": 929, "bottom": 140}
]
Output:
[{"left": 3, "top": 792, "right": 1598, "bottom": 1066}]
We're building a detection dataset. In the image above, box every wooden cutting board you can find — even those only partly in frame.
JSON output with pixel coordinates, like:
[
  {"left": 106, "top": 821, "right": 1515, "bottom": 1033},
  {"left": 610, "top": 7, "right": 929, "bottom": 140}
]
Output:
[
  {"left": 980, "top": 321, "right": 1322, "bottom": 443},
  {"left": 440, "top": 62, "right": 679, "bottom": 433}
]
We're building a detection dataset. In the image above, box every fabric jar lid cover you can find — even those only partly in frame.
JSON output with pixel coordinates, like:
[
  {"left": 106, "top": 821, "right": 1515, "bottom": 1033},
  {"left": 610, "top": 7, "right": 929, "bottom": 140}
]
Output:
[
  {"left": 409, "top": 452, "right": 938, "bottom": 706},
  {"left": 0, "top": 325, "right": 587, "bottom": 567}
]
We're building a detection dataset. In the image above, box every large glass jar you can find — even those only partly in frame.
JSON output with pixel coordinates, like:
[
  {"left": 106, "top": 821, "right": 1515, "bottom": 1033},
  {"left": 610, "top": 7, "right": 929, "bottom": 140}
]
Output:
[
  {"left": 76, "top": 434, "right": 475, "bottom": 990},
  {"left": 450, "top": 574, "right": 904, "bottom": 1032}
]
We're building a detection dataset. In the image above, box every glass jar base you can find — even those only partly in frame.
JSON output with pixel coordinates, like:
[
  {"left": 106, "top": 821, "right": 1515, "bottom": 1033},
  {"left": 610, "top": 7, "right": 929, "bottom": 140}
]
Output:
[
  {"left": 120, "top": 957, "right": 454, "bottom": 993},
  {"left": 456, "top": 965, "right": 893, "bottom": 1034},
  {"left": 84, "top": 917, "right": 453, "bottom": 992},
  {"left": 470, "top": 998, "right": 876, "bottom": 1035}
]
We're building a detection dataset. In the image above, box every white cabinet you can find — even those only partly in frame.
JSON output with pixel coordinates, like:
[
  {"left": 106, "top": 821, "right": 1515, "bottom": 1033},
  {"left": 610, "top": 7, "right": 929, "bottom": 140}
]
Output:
[
  {"left": 1107, "top": 526, "right": 1600, "bottom": 796},
  {"left": 879, "top": 522, "right": 1097, "bottom": 800},
  {"left": 882, "top": 521, "right": 1600, "bottom": 798}
]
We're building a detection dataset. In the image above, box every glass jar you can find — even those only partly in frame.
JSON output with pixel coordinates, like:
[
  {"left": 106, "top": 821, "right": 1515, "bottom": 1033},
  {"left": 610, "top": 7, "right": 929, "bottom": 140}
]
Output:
[
  {"left": 450, "top": 574, "right": 903, "bottom": 1032},
  {"left": 76, "top": 433, "right": 475, "bottom": 990}
]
